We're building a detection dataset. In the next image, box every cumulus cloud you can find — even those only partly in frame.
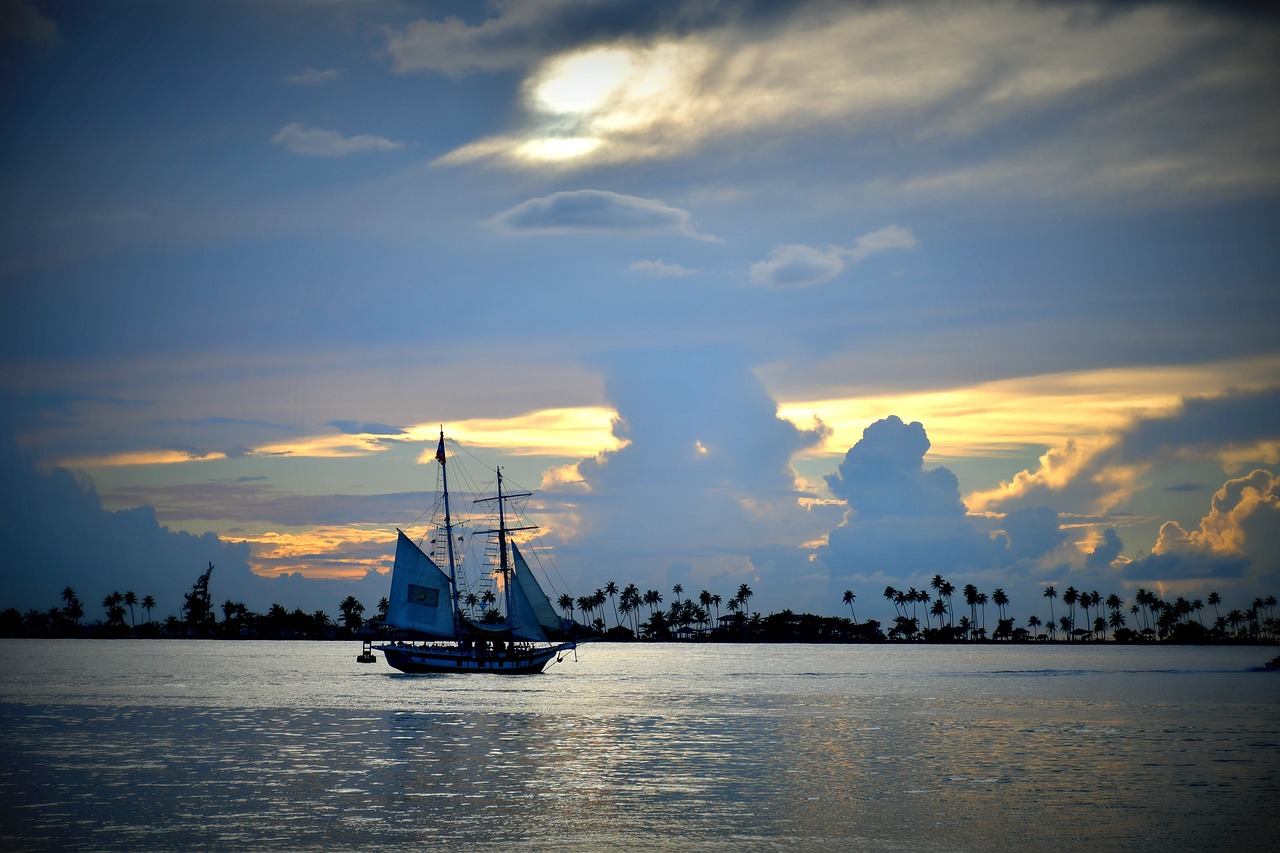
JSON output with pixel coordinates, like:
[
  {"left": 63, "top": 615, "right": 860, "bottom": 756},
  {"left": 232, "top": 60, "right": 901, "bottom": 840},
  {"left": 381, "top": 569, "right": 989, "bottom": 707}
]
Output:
[
  {"left": 819, "top": 416, "right": 1002, "bottom": 578},
  {"left": 1085, "top": 527, "right": 1125, "bottom": 570},
  {"left": 549, "top": 346, "right": 831, "bottom": 605},
  {"left": 272, "top": 123, "right": 404, "bottom": 157},
  {"left": 970, "top": 386, "right": 1280, "bottom": 516},
  {"left": 749, "top": 225, "right": 917, "bottom": 288},
  {"left": 488, "top": 190, "right": 716, "bottom": 239}
]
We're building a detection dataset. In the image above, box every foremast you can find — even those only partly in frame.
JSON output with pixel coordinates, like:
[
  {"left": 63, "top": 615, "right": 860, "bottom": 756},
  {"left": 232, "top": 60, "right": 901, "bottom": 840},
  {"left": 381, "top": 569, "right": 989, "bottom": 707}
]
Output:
[{"left": 435, "top": 429, "right": 463, "bottom": 638}]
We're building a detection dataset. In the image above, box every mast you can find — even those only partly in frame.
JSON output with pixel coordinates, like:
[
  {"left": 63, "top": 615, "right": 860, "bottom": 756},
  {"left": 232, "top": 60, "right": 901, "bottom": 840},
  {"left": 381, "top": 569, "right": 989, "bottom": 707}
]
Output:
[
  {"left": 436, "top": 429, "right": 463, "bottom": 637},
  {"left": 476, "top": 466, "right": 534, "bottom": 634}
]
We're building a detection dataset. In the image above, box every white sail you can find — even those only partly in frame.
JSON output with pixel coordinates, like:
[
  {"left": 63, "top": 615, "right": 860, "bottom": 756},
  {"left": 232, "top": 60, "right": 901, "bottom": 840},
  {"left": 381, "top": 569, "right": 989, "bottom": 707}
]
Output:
[
  {"left": 386, "top": 529, "right": 457, "bottom": 639},
  {"left": 511, "top": 543, "right": 569, "bottom": 636}
]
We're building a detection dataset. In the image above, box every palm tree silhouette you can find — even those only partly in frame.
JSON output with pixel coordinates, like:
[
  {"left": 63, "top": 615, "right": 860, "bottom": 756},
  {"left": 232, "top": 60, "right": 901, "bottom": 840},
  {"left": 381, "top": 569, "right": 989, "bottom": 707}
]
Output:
[
  {"left": 1207, "top": 591, "right": 1222, "bottom": 624},
  {"left": 557, "top": 593, "right": 574, "bottom": 622},
  {"left": 736, "top": 583, "right": 753, "bottom": 619},
  {"left": 842, "top": 590, "right": 858, "bottom": 624},
  {"left": 141, "top": 595, "right": 156, "bottom": 624},
  {"left": 1062, "top": 587, "right": 1079, "bottom": 640},
  {"left": 123, "top": 591, "right": 138, "bottom": 629},
  {"left": 605, "top": 581, "right": 619, "bottom": 627},
  {"left": 1027, "top": 614, "right": 1042, "bottom": 639},
  {"left": 1042, "top": 586, "right": 1057, "bottom": 640}
]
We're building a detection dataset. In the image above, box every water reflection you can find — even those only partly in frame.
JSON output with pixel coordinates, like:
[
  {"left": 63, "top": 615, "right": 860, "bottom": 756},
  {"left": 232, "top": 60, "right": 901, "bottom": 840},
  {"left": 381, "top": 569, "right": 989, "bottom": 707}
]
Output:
[{"left": 1, "top": 641, "right": 1277, "bottom": 850}]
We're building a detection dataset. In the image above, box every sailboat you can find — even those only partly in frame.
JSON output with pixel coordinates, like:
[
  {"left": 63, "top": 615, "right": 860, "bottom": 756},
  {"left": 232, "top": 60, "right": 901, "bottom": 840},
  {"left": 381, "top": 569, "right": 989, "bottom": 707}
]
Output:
[{"left": 374, "top": 430, "right": 583, "bottom": 674}]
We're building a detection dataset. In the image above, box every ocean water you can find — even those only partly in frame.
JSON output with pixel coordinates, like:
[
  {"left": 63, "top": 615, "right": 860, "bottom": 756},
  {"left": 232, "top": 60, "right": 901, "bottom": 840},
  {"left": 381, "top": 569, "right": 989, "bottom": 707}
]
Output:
[{"left": 0, "top": 640, "right": 1276, "bottom": 851}]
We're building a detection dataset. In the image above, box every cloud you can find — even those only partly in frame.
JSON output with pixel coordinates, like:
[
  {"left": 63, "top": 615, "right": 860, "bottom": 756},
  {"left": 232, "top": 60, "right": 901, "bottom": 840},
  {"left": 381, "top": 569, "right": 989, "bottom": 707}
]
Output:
[
  {"left": 818, "top": 415, "right": 1002, "bottom": 578},
  {"left": 272, "top": 123, "right": 404, "bottom": 157},
  {"left": 1085, "top": 527, "right": 1125, "bottom": 570},
  {"left": 548, "top": 346, "right": 831, "bottom": 604},
  {"left": 326, "top": 420, "right": 405, "bottom": 436},
  {"left": 629, "top": 259, "right": 694, "bottom": 277},
  {"left": 488, "top": 190, "right": 716, "bottom": 239},
  {"left": 970, "top": 386, "right": 1280, "bottom": 515},
  {"left": 749, "top": 226, "right": 917, "bottom": 288},
  {"left": 400, "top": 2, "right": 1279, "bottom": 201},
  {"left": 284, "top": 67, "right": 341, "bottom": 85},
  {"left": 749, "top": 245, "right": 847, "bottom": 289}
]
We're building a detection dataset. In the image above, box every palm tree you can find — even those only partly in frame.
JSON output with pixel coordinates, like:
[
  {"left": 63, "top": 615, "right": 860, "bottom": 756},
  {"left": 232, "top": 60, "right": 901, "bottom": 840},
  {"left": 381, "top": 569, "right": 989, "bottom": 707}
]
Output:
[
  {"left": 940, "top": 580, "right": 956, "bottom": 627},
  {"left": 123, "top": 591, "right": 138, "bottom": 628},
  {"left": 61, "top": 587, "right": 83, "bottom": 626},
  {"left": 1027, "top": 614, "right": 1042, "bottom": 639},
  {"left": 103, "top": 591, "right": 125, "bottom": 628},
  {"left": 338, "top": 596, "right": 365, "bottom": 632},
  {"left": 605, "top": 581, "right": 619, "bottom": 627},
  {"left": 1207, "top": 591, "right": 1222, "bottom": 624},
  {"left": 1108, "top": 608, "right": 1126, "bottom": 636},
  {"left": 557, "top": 593, "right": 575, "bottom": 622},
  {"left": 465, "top": 592, "right": 480, "bottom": 617},
  {"left": 842, "top": 590, "right": 858, "bottom": 624},
  {"left": 930, "top": 598, "right": 948, "bottom": 632},
  {"left": 141, "top": 595, "right": 156, "bottom": 624},
  {"left": 993, "top": 588, "right": 1009, "bottom": 622},
  {"left": 963, "top": 584, "right": 979, "bottom": 631},
  {"left": 672, "top": 584, "right": 684, "bottom": 607},
  {"left": 883, "top": 585, "right": 898, "bottom": 617},
  {"left": 1062, "top": 586, "right": 1079, "bottom": 639},
  {"left": 736, "top": 583, "right": 753, "bottom": 619},
  {"left": 644, "top": 589, "right": 663, "bottom": 616},
  {"left": 1043, "top": 585, "right": 1057, "bottom": 639}
]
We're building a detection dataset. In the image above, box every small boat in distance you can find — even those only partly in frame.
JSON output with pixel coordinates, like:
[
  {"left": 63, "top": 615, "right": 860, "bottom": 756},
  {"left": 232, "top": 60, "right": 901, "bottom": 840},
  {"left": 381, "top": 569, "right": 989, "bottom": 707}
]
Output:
[{"left": 374, "top": 430, "right": 584, "bottom": 674}]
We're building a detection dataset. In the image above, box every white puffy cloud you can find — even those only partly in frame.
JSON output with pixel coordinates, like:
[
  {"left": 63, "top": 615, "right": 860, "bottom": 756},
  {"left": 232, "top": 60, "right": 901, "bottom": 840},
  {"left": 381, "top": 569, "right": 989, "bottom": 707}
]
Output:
[
  {"left": 272, "top": 123, "right": 404, "bottom": 157},
  {"left": 749, "top": 225, "right": 917, "bottom": 288},
  {"left": 488, "top": 190, "right": 716, "bottom": 239}
]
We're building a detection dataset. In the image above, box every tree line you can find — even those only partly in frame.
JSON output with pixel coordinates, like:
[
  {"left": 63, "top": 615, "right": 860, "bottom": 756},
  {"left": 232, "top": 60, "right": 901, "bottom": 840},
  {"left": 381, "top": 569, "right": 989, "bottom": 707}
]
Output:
[
  {"left": 2, "top": 563, "right": 1276, "bottom": 644},
  {"left": 0, "top": 563, "right": 391, "bottom": 640}
]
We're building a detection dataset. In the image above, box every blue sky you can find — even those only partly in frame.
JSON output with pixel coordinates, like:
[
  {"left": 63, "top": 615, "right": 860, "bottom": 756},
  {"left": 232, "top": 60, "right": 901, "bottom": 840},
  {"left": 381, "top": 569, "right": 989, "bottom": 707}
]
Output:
[{"left": 2, "top": 0, "right": 1278, "bottom": 627}]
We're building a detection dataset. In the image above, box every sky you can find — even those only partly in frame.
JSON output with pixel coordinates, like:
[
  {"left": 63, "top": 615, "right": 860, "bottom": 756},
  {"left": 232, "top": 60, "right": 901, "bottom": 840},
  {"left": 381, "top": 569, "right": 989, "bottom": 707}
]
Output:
[{"left": 2, "top": 0, "right": 1278, "bottom": 628}]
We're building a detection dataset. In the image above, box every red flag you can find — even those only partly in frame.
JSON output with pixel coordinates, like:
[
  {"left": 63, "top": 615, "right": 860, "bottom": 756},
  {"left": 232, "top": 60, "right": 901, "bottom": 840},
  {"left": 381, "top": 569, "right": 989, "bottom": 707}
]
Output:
[{"left": 435, "top": 433, "right": 446, "bottom": 465}]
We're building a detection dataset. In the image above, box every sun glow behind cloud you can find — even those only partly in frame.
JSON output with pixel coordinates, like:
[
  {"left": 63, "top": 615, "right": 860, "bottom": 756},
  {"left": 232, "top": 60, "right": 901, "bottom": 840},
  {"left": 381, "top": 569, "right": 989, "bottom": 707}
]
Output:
[{"left": 777, "top": 355, "right": 1280, "bottom": 462}]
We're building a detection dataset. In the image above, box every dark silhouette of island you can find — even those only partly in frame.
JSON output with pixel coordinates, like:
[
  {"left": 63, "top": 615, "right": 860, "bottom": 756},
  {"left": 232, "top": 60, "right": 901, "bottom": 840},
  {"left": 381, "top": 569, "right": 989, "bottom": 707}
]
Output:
[{"left": 1, "top": 565, "right": 1276, "bottom": 645}]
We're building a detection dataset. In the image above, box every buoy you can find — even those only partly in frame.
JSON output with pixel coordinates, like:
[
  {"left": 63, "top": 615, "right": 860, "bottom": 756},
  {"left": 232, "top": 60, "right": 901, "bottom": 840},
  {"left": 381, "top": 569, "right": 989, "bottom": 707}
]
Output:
[{"left": 356, "top": 640, "right": 377, "bottom": 663}]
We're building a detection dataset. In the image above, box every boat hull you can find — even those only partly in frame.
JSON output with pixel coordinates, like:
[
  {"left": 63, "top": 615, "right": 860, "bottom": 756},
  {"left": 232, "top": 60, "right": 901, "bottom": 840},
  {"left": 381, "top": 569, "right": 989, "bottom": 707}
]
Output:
[{"left": 375, "top": 641, "right": 575, "bottom": 675}]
